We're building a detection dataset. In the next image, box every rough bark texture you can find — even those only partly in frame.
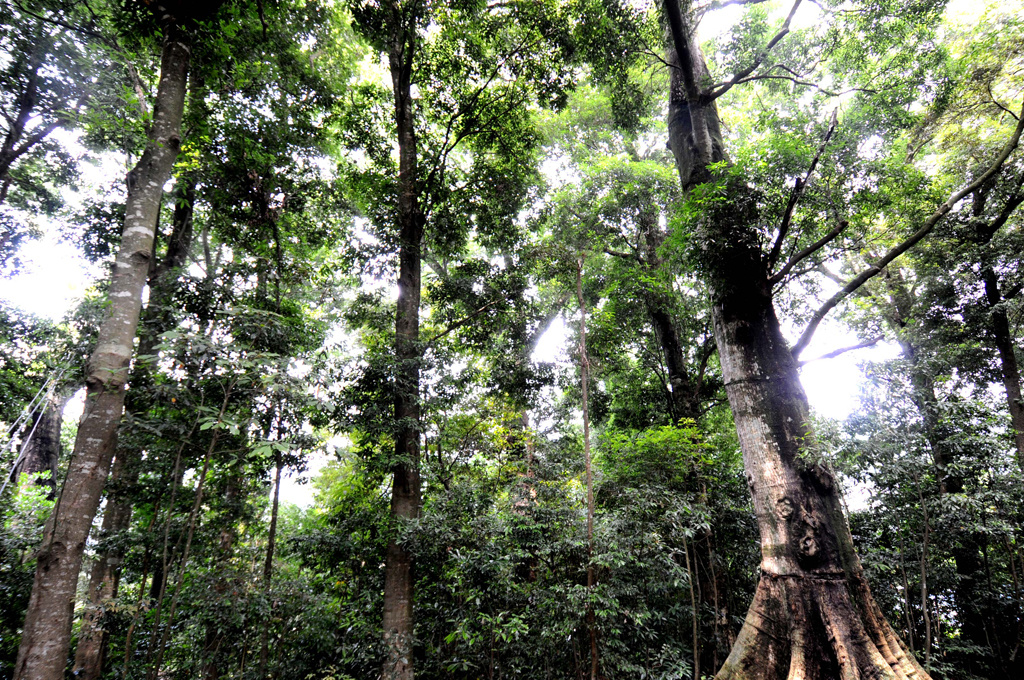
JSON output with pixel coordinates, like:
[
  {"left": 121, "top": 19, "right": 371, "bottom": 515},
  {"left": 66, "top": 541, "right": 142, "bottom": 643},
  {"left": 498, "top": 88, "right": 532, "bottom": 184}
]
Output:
[
  {"left": 73, "top": 176, "right": 197, "bottom": 680},
  {"left": 11, "top": 390, "right": 66, "bottom": 496},
  {"left": 661, "top": 4, "right": 930, "bottom": 678},
  {"left": 382, "top": 4, "right": 423, "bottom": 679},
  {"left": 12, "top": 22, "right": 190, "bottom": 680}
]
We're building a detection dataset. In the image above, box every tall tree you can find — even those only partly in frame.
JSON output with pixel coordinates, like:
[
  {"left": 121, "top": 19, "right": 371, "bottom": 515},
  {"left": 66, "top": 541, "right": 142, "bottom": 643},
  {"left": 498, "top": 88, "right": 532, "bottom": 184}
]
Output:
[
  {"left": 655, "top": 0, "right": 1024, "bottom": 677},
  {"left": 11, "top": 3, "right": 215, "bottom": 677}
]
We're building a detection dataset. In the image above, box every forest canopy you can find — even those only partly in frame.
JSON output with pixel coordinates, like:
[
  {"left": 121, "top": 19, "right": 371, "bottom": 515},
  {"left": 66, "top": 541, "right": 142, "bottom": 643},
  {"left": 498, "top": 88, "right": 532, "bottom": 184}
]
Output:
[{"left": 0, "top": 1, "right": 1023, "bottom": 679}]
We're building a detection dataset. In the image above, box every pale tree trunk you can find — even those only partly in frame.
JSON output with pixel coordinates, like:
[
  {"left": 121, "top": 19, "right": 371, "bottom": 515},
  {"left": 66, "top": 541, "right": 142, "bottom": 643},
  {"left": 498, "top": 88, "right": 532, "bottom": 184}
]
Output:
[
  {"left": 12, "top": 19, "right": 190, "bottom": 680},
  {"left": 382, "top": 3, "right": 423, "bottom": 678},
  {"left": 73, "top": 176, "right": 197, "bottom": 680},
  {"left": 575, "top": 259, "right": 599, "bottom": 680},
  {"left": 661, "top": 3, "right": 930, "bottom": 678}
]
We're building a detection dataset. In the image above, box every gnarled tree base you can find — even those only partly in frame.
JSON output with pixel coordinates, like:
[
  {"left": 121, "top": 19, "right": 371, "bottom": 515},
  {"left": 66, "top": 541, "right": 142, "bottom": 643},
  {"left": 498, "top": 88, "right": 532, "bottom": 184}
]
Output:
[{"left": 717, "top": 570, "right": 929, "bottom": 680}]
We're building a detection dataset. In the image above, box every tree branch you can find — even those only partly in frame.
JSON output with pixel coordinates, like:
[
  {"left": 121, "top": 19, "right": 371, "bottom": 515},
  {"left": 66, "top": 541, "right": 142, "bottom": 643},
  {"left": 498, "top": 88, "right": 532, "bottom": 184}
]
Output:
[
  {"left": 989, "top": 83, "right": 1020, "bottom": 121},
  {"left": 13, "top": 1, "right": 105, "bottom": 40},
  {"left": 426, "top": 301, "right": 497, "bottom": 347},
  {"left": 798, "top": 335, "right": 883, "bottom": 366},
  {"left": 603, "top": 247, "right": 639, "bottom": 261},
  {"left": 767, "top": 108, "right": 838, "bottom": 270},
  {"left": 707, "top": 0, "right": 804, "bottom": 101},
  {"left": 791, "top": 99, "right": 1024, "bottom": 358},
  {"left": 769, "top": 220, "right": 847, "bottom": 286}
]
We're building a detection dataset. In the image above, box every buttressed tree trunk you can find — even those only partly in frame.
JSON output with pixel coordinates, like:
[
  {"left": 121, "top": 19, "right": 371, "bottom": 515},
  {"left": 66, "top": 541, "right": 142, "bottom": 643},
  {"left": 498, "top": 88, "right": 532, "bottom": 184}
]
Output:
[
  {"left": 662, "top": 3, "right": 932, "bottom": 678},
  {"left": 13, "top": 15, "right": 191, "bottom": 680},
  {"left": 383, "top": 2, "right": 423, "bottom": 679},
  {"left": 73, "top": 177, "right": 198, "bottom": 680}
]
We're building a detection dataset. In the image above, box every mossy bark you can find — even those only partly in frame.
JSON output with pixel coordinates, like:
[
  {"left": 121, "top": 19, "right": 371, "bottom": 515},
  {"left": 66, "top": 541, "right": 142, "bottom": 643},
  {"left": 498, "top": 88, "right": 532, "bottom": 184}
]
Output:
[{"left": 661, "top": 4, "right": 931, "bottom": 677}]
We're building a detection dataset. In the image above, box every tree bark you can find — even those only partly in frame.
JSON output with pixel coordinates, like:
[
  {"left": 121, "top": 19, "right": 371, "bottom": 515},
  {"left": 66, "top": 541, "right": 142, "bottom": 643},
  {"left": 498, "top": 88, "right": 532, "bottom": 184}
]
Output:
[
  {"left": 983, "top": 267, "right": 1024, "bottom": 467},
  {"left": 382, "top": 3, "right": 423, "bottom": 679},
  {"left": 12, "top": 20, "right": 190, "bottom": 680},
  {"left": 72, "top": 175, "right": 197, "bottom": 680},
  {"left": 258, "top": 454, "right": 284, "bottom": 679},
  {"left": 576, "top": 258, "right": 599, "bottom": 680},
  {"left": 661, "top": 4, "right": 929, "bottom": 678},
  {"left": 12, "top": 390, "right": 67, "bottom": 497}
]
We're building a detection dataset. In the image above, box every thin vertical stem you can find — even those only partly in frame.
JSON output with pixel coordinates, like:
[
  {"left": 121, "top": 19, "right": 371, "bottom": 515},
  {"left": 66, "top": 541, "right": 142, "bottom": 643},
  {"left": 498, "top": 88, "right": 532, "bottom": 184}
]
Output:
[
  {"left": 575, "top": 257, "right": 598, "bottom": 680},
  {"left": 682, "top": 535, "right": 699, "bottom": 680},
  {"left": 149, "top": 380, "right": 234, "bottom": 680},
  {"left": 259, "top": 453, "right": 283, "bottom": 679},
  {"left": 913, "top": 471, "right": 932, "bottom": 666}
]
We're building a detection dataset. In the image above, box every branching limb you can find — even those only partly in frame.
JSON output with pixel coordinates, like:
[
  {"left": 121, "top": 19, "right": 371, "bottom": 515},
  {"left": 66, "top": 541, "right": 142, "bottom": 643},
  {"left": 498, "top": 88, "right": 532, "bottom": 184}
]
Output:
[
  {"left": 798, "top": 335, "right": 883, "bottom": 365},
  {"left": 767, "top": 108, "right": 838, "bottom": 271},
  {"left": 426, "top": 301, "right": 497, "bottom": 347},
  {"left": 791, "top": 99, "right": 1024, "bottom": 358},
  {"left": 989, "top": 83, "right": 1020, "bottom": 121},
  {"left": 707, "top": 0, "right": 804, "bottom": 102},
  {"left": 769, "top": 220, "right": 847, "bottom": 286},
  {"left": 603, "top": 247, "right": 640, "bottom": 261}
]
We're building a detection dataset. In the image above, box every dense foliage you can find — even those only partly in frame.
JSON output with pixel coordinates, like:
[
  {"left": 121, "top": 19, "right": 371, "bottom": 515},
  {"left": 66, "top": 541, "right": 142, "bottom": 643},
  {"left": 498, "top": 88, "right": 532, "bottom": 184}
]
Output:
[{"left": 0, "top": 1, "right": 1022, "bottom": 679}]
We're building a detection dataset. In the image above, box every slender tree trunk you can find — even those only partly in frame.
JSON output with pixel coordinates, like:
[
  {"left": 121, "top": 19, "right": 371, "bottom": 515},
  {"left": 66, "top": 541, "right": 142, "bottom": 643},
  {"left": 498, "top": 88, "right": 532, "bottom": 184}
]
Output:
[
  {"left": 913, "top": 473, "right": 932, "bottom": 666},
  {"left": 661, "top": 5, "right": 929, "bottom": 678},
  {"left": 683, "top": 535, "right": 700, "bottom": 680},
  {"left": 258, "top": 454, "right": 283, "bottom": 679},
  {"left": 72, "top": 174, "right": 198, "bottom": 680},
  {"left": 576, "top": 259, "right": 599, "bottom": 680},
  {"left": 382, "top": 4, "right": 423, "bottom": 678},
  {"left": 12, "top": 21, "right": 190, "bottom": 680},
  {"left": 638, "top": 207, "right": 700, "bottom": 422},
  {"left": 983, "top": 267, "right": 1024, "bottom": 467}
]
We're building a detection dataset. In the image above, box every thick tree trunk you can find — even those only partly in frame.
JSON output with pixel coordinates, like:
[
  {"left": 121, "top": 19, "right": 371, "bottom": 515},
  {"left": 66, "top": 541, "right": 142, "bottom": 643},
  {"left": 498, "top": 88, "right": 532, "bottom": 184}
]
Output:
[
  {"left": 12, "top": 23, "right": 190, "bottom": 680},
  {"left": 12, "top": 390, "right": 67, "bottom": 497},
  {"left": 73, "top": 176, "right": 197, "bottom": 680},
  {"left": 661, "top": 5, "right": 930, "bottom": 677},
  {"left": 382, "top": 5, "right": 423, "bottom": 679},
  {"left": 983, "top": 268, "right": 1024, "bottom": 467}
]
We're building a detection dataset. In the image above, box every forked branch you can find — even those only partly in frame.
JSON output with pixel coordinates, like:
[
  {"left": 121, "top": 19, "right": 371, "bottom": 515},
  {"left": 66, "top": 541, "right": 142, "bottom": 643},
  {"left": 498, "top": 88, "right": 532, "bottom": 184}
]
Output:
[
  {"left": 791, "top": 100, "right": 1024, "bottom": 358},
  {"left": 767, "top": 108, "right": 839, "bottom": 272},
  {"left": 707, "top": 0, "right": 804, "bottom": 101}
]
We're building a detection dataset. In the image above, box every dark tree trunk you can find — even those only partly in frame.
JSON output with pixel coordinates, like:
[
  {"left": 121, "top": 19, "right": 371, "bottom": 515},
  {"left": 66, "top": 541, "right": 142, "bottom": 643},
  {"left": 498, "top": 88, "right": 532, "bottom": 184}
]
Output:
[
  {"left": 637, "top": 206, "right": 701, "bottom": 422},
  {"left": 382, "top": 4, "right": 423, "bottom": 679},
  {"left": 72, "top": 176, "right": 198, "bottom": 680},
  {"left": 13, "top": 18, "right": 190, "bottom": 680},
  {"left": 983, "top": 268, "right": 1024, "bottom": 467},
  {"left": 258, "top": 454, "right": 283, "bottom": 679},
  {"left": 661, "top": 4, "right": 929, "bottom": 677},
  {"left": 12, "top": 390, "right": 67, "bottom": 497}
]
